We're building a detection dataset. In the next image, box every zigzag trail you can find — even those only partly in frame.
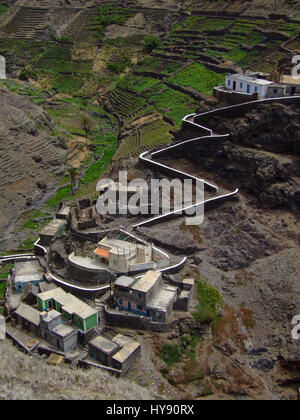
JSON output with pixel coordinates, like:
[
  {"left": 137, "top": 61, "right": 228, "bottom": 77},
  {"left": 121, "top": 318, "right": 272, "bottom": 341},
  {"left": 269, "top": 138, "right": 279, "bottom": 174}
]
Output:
[{"left": 132, "top": 95, "right": 300, "bottom": 230}]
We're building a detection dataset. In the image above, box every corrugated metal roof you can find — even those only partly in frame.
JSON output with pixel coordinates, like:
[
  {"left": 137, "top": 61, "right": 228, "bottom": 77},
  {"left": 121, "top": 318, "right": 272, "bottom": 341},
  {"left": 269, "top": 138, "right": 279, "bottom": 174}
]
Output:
[{"left": 14, "top": 303, "right": 40, "bottom": 326}]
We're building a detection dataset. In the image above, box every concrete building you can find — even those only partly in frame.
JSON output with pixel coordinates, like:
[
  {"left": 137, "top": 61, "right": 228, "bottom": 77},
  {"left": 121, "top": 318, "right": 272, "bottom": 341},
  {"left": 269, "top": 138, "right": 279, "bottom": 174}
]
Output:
[
  {"left": 89, "top": 336, "right": 120, "bottom": 366},
  {"left": 93, "top": 236, "right": 153, "bottom": 274},
  {"left": 39, "top": 218, "right": 66, "bottom": 246},
  {"left": 40, "top": 310, "right": 77, "bottom": 353},
  {"left": 14, "top": 303, "right": 40, "bottom": 335},
  {"left": 147, "top": 286, "right": 178, "bottom": 323},
  {"left": 216, "top": 72, "right": 300, "bottom": 102},
  {"left": 14, "top": 260, "right": 44, "bottom": 294},
  {"left": 114, "top": 270, "right": 177, "bottom": 323},
  {"left": 281, "top": 75, "right": 300, "bottom": 95},
  {"left": 56, "top": 205, "right": 71, "bottom": 221},
  {"left": 111, "top": 341, "right": 141, "bottom": 374},
  {"left": 88, "top": 333, "right": 141, "bottom": 374},
  {"left": 182, "top": 278, "right": 195, "bottom": 291},
  {"left": 37, "top": 287, "right": 98, "bottom": 334},
  {"left": 225, "top": 72, "right": 273, "bottom": 99}
]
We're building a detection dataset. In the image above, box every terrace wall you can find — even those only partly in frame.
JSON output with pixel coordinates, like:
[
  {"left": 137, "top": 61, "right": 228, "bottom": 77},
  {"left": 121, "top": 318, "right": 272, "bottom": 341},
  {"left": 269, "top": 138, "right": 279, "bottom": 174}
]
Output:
[
  {"left": 103, "top": 305, "right": 181, "bottom": 332},
  {"left": 194, "top": 96, "right": 300, "bottom": 126}
]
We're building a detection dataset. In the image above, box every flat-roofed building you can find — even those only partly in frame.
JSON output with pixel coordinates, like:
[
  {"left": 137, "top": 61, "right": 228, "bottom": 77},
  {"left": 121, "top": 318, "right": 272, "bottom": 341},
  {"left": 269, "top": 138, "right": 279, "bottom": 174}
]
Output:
[
  {"left": 281, "top": 75, "right": 300, "bottom": 95},
  {"left": 147, "top": 288, "right": 177, "bottom": 323},
  {"left": 39, "top": 218, "right": 66, "bottom": 246},
  {"left": 88, "top": 336, "right": 120, "bottom": 366},
  {"left": 114, "top": 270, "right": 163, "bottom": 317},
  {"left": 56, "top": 205, "right": 71, "bottom": 220},
  {"left": 88, "top": 333, "right": 141, "bottom": 374},
  {"left": 225, "top": 72, "right": 273, "bottom": 99},
  {"left": 14, "top": 260, "right": 44, "bottom": 294},
  {"left": 93, "top": 236, "right": 153, "bottom": 274},
  {"left": 40, "top": 310, "right": 77, "bottom": 353},
  {"left": 114, "top": 271, "right": 177, "bottom": 322},
  {"left": 220, "top": 72, "right": 300, "bottom": 101},
  {"left": 182, "top": 278, "right": 195, "bottom": 291},
  {"left": 111, "top": 341, "right": 141, "bottom": 375}
]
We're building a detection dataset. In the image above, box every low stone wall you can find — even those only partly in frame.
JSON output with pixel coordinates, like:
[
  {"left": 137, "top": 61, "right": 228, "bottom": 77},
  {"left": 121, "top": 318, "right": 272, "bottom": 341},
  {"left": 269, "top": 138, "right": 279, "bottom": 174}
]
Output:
[
  {"left": 67, "top": 260, "right": 112, "bottom": 284},
  {"left": 194, "top": 96, "right": 300, "bottom": 126},
  {"left": 213, "top": 86, "right": 258, "bottom": 104},
  {"left": 103, "top": 305, "right": 179, "bottom": 332},
  {"left": 140, "top": 151, "right": 218, "bottom": 192}
]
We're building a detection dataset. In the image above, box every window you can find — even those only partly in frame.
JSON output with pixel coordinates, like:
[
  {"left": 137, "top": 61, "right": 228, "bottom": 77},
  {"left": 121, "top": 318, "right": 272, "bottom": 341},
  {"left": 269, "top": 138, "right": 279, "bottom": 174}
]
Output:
[
  {"left": 227, "top": 79, "right": 231, "bottom": 86},
  {"left": 254, "top": 86, "right": 258, "bottom": 93},
  {"left": 137, "top": 304, "right": 142, "bottom": 311},
  {"left": 274, "top": 89, "right": 278, "bottom": 94},
  {"left": 240, "top": 82, "right": 243, "bottom": 89},
  {"left": 119, "top": 298, "right": 123, "bottom": 305}
]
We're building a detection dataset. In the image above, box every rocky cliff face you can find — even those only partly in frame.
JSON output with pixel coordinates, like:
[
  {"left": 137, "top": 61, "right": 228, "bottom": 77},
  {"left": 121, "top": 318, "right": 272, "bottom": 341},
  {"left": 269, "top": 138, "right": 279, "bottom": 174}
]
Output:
[{"left": 185, "top": 103, "right": 300, "bottom": 211}]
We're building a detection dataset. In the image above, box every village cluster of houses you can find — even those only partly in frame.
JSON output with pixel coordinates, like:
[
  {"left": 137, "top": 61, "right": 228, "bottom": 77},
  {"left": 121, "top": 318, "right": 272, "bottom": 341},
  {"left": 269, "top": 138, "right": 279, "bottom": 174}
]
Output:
[{"left": 7, "top": 245, "right": 193, "bottom": 374}]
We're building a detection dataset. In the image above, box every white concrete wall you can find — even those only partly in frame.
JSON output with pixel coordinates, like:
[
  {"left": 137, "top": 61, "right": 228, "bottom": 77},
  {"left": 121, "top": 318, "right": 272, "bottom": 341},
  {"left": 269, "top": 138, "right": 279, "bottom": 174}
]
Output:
[{"left": 225, "top": 75, "right": 268, "bottom": 99}]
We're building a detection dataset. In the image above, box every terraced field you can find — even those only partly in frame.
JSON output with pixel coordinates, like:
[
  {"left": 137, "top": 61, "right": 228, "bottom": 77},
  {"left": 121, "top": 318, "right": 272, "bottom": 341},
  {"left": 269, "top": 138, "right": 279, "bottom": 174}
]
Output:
[
  {"left": 0, "top": 6, "right": 48, "bottom": 40},
  {"left": 1, "top": 0, "right": 300, "bottom": 252},
  {"left": 106, "top": 87, "right": 155, "bottom": 127},
  {"left": 113, "top": 118, "right": 172, "bottom": 160}
]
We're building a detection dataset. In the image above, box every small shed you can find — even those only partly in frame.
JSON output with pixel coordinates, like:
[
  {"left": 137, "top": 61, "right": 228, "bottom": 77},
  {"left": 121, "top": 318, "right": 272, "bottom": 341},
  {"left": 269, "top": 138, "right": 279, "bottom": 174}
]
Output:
[
  {"left": 111, "top": 342, "right": 141, "bottom": 375},
  {"left": 39, "top": 219, "right": 66, "bottom": 246},
  {"left": 14, "top": 260, "right": 44, "bottom": 294},
  {"left": 88, "top": 336, "right": 120, "bottom": 366},
  {"left": 182, "top": 278, "right": 195, "bottom": 291},
  {"left": 14, "top": 303, "right": 40, "bottom": 335},
  {"left": 40, "top": 310, "right": 77, "bottom": 353}
]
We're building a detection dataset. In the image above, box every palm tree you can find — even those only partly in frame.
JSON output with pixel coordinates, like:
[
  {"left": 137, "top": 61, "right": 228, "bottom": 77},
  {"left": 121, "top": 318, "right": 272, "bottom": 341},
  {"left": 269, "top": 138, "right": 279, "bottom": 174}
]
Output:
[{"left": 67, "top": 166, "right": 79, "bottom": 195}]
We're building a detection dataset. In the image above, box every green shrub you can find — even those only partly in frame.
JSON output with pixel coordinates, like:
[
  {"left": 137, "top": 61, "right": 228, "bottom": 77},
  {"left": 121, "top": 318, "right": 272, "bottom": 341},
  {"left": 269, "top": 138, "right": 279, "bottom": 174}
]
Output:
[
  {"left": 53, "top": 75, "right": 83, "bottom": 94},
  {"left": 0, "top": 282, "right": 6, "bottom": 298},
  {"left": 193, "top": 278, "right": 224, "bottom": 325},
  {"left": 143, "top": 35, "right": 161, "bottom": 53},
  {"left": 0, "top": 3, "right": 7, "bottom": 17},
  {"left": 0, "top": 264, "right": 13, "bottom": 281},
  {"left": 160, "top": 344, "right": 182, "bottom": 366},
  {"left": 19, "top": 66, "right": 38, "bottom": 81}
]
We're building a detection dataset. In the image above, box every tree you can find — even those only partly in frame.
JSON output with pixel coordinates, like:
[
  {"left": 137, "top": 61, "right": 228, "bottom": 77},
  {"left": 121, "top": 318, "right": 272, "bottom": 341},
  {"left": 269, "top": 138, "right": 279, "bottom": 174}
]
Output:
[
  {"left": 80, "top": 114, "right": 95, "bottom": 143},
  {"left": 143, "top": 35, "right": 161, "bottom": 53},
  {"left": 67, "top": 166, "right": 79, "bottom": 195}
]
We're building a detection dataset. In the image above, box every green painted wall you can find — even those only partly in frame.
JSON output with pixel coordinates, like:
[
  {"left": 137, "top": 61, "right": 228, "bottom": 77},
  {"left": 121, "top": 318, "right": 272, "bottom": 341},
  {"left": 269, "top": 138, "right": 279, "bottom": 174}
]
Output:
[
  {"left": 85, "top": 313, "right": 98, "bottom": 332},
  {"left": 37, "top": 297, "right": 43, "bottom": 311},
  {"left": 75, "top": 314, "right": 84, "bottom": 331},
  {"left": 38, "top": 296, "right": 97, "bottom": 332}
]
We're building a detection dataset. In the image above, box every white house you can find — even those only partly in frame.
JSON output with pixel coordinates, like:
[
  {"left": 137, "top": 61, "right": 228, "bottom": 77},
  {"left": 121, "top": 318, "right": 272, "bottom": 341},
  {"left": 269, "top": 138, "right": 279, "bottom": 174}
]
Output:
[{"left": 225, "top": 72, "right": 274, "bottom": 99}]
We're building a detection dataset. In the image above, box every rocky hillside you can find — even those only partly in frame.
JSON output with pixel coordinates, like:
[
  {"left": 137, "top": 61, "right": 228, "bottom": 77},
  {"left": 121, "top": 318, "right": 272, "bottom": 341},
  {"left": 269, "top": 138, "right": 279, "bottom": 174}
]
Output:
[
  {"left": 0, "top": 86, "right": 66, "bottom": 248},
  {"left": 186, "top": 102, "right": 300, "bottom": 211},
  {"left": 0, "top": 0, "right": 299, "bottom": 401},
  {"left": 0, "top": 339, "right": 155, "bottom": 400}
]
